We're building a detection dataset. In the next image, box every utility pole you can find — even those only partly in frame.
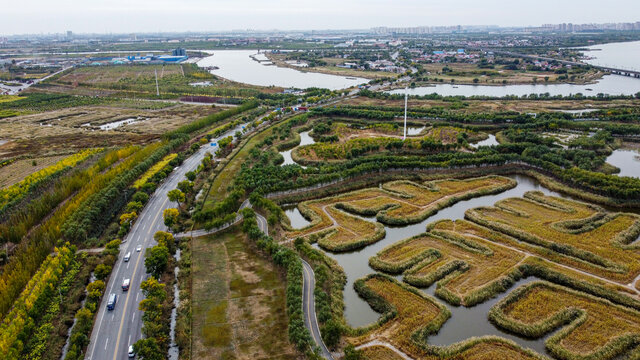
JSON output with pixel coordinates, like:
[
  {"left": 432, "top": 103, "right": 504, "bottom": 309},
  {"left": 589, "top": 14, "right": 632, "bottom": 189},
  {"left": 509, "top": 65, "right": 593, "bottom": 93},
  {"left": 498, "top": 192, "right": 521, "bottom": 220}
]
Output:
[
  {"left": 155, "top": 69, "right": 160, "bottom": 97},
  {"left": 403, "top": 86, "right": 408, "bottom": 140}
]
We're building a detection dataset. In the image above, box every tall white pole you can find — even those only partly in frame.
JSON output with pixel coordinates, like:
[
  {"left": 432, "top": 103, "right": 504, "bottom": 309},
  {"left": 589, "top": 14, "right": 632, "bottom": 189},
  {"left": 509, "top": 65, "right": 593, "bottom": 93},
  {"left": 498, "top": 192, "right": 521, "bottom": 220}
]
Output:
[
  {"left": 155, "top": 69, "right": 160, "bottom": 97},
  {"left": 403, "top": 86, "right": 408, "bottom": 140}
]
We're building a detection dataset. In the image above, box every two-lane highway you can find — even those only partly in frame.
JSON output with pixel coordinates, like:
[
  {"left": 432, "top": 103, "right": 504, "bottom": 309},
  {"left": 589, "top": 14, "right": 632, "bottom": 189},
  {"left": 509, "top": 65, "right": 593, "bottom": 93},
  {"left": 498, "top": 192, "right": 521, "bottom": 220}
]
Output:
[{"left": 86, "top": 123, "right": 246, "bottom": 360}]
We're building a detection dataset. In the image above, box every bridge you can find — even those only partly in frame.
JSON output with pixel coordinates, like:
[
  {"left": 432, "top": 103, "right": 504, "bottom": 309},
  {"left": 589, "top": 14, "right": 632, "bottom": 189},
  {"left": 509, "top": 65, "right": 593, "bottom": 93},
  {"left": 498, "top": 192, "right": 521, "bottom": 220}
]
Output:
[{"left": 486, "top": 50, "right": 640, "bottom": 78}]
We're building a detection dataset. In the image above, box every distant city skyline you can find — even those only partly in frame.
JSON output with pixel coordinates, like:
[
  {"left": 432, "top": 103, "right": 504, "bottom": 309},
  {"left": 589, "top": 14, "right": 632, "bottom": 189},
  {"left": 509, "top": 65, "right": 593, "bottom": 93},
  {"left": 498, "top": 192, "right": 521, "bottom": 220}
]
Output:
[{"left": 2, "top": 0, "right": 640, "bottom": 35}]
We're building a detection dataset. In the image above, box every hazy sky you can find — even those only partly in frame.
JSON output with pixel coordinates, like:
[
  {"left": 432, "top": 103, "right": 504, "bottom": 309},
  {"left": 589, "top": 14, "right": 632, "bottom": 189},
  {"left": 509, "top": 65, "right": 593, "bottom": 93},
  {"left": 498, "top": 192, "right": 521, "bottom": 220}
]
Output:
[{"left": 1, "top": 0, "right": 639, "bottom": 35}]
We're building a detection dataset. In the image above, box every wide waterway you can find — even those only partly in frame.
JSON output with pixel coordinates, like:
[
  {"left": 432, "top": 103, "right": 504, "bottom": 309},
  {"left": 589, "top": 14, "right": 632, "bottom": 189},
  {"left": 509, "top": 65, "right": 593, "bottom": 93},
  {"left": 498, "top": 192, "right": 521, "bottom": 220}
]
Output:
[
  {"left": 197, "top": 50, "right": 367, "bottom": 90},
  {"left": 581, "top": 40, "right": 640, "bottom": 71},
  {"left": 388, "top": 74, "right": 640, "bottom": 97},
  {"left": 286, "top": 174, "right": 589, "bottom": 357},
  {"left": 389, "top": 40, "right": 640, "bottom": 97}
]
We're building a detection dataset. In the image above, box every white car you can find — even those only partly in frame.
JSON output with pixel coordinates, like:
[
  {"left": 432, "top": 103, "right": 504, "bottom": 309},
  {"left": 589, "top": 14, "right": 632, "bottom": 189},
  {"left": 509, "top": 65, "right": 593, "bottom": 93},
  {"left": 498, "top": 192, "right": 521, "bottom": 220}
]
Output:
[
  {"left": 136, "top": 245, "right": 142, "bottom": 252},
  {"left": 128, "top": 345, "right": 135, "bottom": 358},
  {"left": 123, "top": 252, "right": 131, "bottom": 262}
]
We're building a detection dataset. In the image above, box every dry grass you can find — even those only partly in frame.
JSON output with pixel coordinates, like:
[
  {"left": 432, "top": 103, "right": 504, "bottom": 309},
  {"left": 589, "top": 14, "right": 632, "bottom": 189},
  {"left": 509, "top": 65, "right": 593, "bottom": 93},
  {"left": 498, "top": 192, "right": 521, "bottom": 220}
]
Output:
[
  {"left": 286, "top": 176, "right": 514, "bottom": 251},
  {"left": 191, "top": 230, "right": 298, "bottom": 360},
  {"left": 359, "top": 345, "right": 405, "bottom": 360},
  {"left": 372, "top": 229, "right": 524, "bottom": 301},
  {"left": 466, "top": 191, "right": 640, "bottom": 282},
  {"left": 350, "top": 276, "right": 446, "bottom": 355},
  {"left": 495, "top": 281, "right": 640, "bottom": 358}
]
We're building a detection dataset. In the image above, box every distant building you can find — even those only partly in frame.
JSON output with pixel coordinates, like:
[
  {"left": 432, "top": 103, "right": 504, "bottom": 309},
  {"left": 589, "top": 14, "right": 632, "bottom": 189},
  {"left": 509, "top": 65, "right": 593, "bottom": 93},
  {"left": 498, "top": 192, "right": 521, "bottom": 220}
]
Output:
[
  {"left": 66, "top": 31, "right": 73, "bottom": 40},
  {"left": 172, "top": 48, "right": 186, "bottom": 56}
]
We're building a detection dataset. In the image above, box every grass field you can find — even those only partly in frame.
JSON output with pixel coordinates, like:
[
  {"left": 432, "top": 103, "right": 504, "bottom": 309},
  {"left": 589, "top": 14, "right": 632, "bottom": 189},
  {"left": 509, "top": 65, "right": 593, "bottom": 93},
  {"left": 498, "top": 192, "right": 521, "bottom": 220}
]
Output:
[
  {"left": 491, "top": 281, "right": 640, "bottom": 359},
  {"left": 466, "top": 191, "right": 640, "bottom": 282},
  {"left": 191, "top": 230, "right": 298, "bottom": 360},
  {"left": 286, "top": 176, "right": 515, "bottom": 252}
]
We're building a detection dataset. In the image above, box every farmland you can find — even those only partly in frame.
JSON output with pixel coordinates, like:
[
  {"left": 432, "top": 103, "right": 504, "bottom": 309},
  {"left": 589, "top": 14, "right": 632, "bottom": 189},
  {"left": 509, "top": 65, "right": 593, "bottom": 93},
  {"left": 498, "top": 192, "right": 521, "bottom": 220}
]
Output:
[
  {"left": 39, "top": 64, "right": 280, "bottom": 99},
  {"left": 191, "top": 230, "right": 298, "bottom": 360},
  {"left": 0, "top": 102, "right": 223, "bottom": 158}
]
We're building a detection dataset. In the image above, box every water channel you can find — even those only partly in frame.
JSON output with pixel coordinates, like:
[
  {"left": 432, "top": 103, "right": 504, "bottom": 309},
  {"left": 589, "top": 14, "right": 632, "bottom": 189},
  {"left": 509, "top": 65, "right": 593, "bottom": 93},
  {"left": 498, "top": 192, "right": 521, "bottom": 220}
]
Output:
[
  {"left": 197, "top": 50, "right": 367, "bottom": 90},
  {"left": 281, "top": 131, "right": 316, "bottom": 167},
  {"left": 286, "top": 174, "right": 585, "bottom": 357}
]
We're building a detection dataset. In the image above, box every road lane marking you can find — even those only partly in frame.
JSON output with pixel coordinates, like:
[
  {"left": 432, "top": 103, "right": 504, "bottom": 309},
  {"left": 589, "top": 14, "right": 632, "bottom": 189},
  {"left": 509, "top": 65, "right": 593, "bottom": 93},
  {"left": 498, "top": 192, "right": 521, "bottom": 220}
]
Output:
[
  {"left": 111, "top": 228, "right": 147, "bottom": 360},
  {"left": 302, "top": 264, "right": 321, "bottom": 346},
  {"left": 105, "top": 337, "right": 109, "bottom": 350}
]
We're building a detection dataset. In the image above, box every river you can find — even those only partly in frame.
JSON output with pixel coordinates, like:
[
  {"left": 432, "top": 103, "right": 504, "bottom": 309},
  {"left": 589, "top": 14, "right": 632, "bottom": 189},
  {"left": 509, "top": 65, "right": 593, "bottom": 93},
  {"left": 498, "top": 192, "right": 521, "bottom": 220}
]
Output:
[
  {"left": 197, "top": 50, "right": 367, "bottom": 90},
  {"left": 286, "top": 174, "right": 589, "bottom": 357}
]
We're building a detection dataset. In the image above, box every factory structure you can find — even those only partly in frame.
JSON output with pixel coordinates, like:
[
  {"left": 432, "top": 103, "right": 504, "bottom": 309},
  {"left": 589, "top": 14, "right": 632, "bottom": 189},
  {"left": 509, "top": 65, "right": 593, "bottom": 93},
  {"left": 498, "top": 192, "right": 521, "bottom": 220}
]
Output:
[{"left": 87, "top": 48, "right": 188, "bottom": 66}]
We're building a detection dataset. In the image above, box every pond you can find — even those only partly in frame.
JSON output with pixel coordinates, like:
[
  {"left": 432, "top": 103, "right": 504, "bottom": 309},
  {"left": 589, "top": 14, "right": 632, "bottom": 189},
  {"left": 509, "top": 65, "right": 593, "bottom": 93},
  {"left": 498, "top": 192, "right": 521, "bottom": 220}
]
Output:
[
  {"left": 388, "top": 74, "right": 640, "bottom": 97},
  {"left": 607, "top": 149, "right": 640, "bottom": 178},
  {"left": 82, "top": 117, "right": 142, "bottom": 130},
  {"left": 469, "top": 134, "right": 498, "bottom": 148},
  {"left": 293, "top": 174, "right": 582, "bottom": 356},
  {"left": 406, "top": 126, "right": 426, "bottom": 136},
  {"left": 197, "top": 50, "right": 367, "bottom": 90},
  {"left": 280, "top": 130, "right": 315, "bottom": 167}
]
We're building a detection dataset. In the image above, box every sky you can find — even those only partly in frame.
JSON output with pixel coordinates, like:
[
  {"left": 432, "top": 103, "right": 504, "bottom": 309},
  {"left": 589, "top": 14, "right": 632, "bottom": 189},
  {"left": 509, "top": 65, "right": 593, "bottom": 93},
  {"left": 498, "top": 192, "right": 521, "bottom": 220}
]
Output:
[{"left": 1, "top": 0, "right": 639, "bottom": 35}]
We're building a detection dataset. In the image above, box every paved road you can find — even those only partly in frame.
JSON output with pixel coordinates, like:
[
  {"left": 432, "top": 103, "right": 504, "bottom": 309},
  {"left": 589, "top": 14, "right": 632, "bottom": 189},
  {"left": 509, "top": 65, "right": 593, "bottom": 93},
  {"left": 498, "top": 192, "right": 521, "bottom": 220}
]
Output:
[
  {"left": 86, "top": 122, "right": 246, "bottom": 360},
  {"left": 301, "top": 259, "right": 334, "bottom": 359}
]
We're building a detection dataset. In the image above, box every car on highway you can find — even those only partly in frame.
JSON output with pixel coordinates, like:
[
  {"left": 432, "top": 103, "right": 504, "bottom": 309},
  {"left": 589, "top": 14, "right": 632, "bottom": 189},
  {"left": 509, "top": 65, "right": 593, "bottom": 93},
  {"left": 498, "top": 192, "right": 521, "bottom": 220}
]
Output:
[
  {"left": 124, "top": 252, "right": 131, "bottom": 262},
  {"left": 107, "top": 293, "right": 117, "bottom": 311},
  {"left": 136, "top": 245, "right": 142, "bottom": 252},
  {"left": 122, "top": 278, "right": 130, "bottom": 291},
  {"left": 128, "top": 345, "right": 135, "bottom": 358}
]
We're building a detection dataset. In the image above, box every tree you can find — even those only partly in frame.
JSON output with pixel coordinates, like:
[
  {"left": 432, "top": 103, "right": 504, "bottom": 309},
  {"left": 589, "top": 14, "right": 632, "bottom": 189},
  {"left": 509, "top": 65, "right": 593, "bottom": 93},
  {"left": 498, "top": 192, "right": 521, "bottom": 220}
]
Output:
[
  {"left": 177, "top": 180, "right": 193, "bottom": 194},
  {"left": 120, "top": 211, "right": 137, "bottom": 225},
  {"left": 321, "top": 319, "right": 342, "bottom": 348},
  {"left": 140, "top": 276, "right": 166, "bottom": 300},
  {"left": 132, "top": 191, "right": 149, "bottom": 203},
  {"left": 133, "top": 338, "right": 164, "bottom": 360},
  {"left": 153, "top": 231, "right": 175, "bottom": 254},
  {"left": 94, "top": 264, "right": 112, "bottom": 281},
  {"left": 163, "top": 208, "right": 179, "bottom": 227},
  {"left": 185, "top": 171, "right": 196, "bottom": 181},
  {"left": 473, "top": 78, "right": 479, "bottom": 83},
  {"left": 145, "top": 245, "right": 169, "bottom": 278},
  {"left": 126, "top": 201, "right": 143, "bottom": 213},
  {"left": 167, "top": 189, "right": 185, "bottom": 205},
  {"left": 344, "top": 344, "right": 362, "bottom": 360}
]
